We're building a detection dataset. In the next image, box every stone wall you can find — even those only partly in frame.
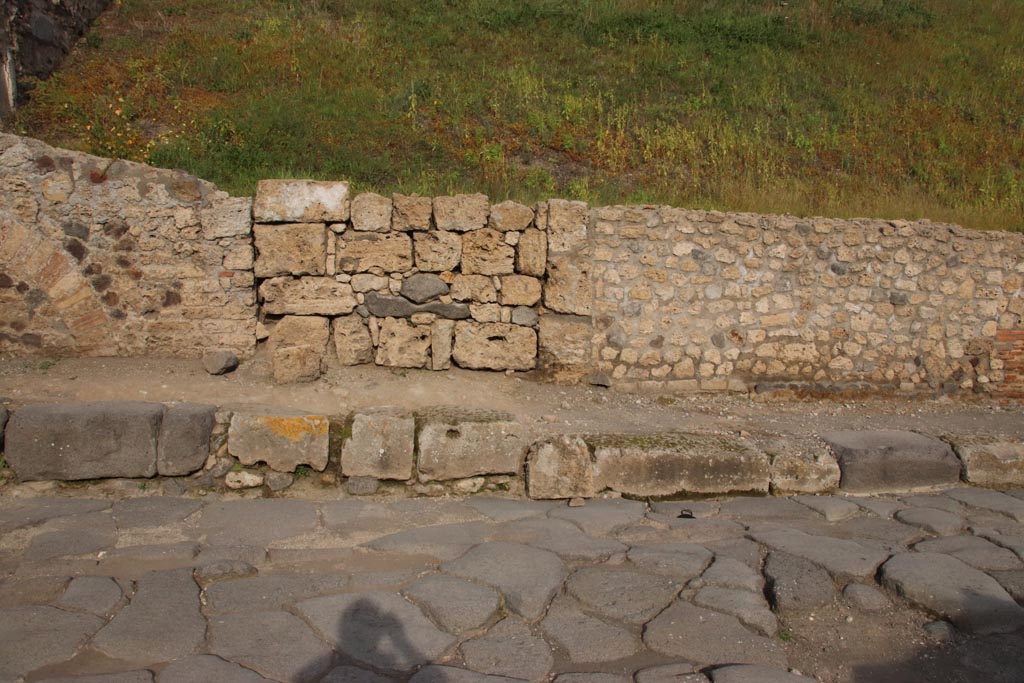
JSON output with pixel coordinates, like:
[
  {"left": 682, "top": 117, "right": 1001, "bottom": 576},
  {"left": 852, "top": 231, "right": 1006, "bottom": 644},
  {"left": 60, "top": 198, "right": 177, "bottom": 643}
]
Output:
[{"left": 0, "top": 134, "right": 255, "bottom": 357}]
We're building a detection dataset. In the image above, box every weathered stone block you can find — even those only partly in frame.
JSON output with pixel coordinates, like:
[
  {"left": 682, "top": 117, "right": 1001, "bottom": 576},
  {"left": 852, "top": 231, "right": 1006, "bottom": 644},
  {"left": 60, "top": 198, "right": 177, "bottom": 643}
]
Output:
[
  {"left": 342, "top": 412, "right": 415, "bottom": 480},
  {"left": 539, "top": 313, "right": 592, "bottom": 379},
  {"left": 337, "top": 233, "right": 413, "bottom": 273},
  {"left": 453, "top": 322, "right": 537, "bottom": 371},
  {"left": 402, "top": 274, "right": 449, "bottom": 304},
  {"left": 393, "top": 194, "right": 434, "bottom": 231},
  {"left": 763, "top": 436, "right": 841, "bottom": 494},
  {"left": 462, "top": 228, "right": 515, "bottom": 275},
  {"left": 417, "top": 409, "right": 530, "bottom": 480},
  {"left": 488, "top": 200, "right": 534, "bottom": 231},
  {"left": 431, "top": 319, "right": 455, "bottom": 371},
  {"left": 499, "top": 275, "right": 541, "bottom": 306},
  {"left": 450, "top": 274, "right": 497, "bottom": 303},
  {"left": 434, "top": 194, "right": 489, "bottom": 232},
  {"left": 947, "top": 434, "right": 1024, "bottom": 487},
  {"left": 376, "top": 318, "right": 431, "bottom": 368},
  {"left": 590, "top": 433, "right": 771, "bottom": 497},
  {"left": 822, "top": 430, "right": 961, "bottom": 493},
  {"left": 201, "top": 197, "right": 253, "bottom": 239},
  {"left": 7, "top": 402, "right": 163, "bottom": 481},
  {"left": 527, "top": 435, "right": 595, "bottom": 499},
  {"left": 253, "top": 179, "right": 350, "bottom": 223},
  {"left": 544, "top": 199, "right": 589, "bottom": 252},
  {"left": 158, "top": 403, "right": 216, "bottom": 476},
  {"left": 254, "top": 224, "right": 327, "bottom": 278},
  {"left": 333, "top": 315, "right": 374, "bottom": 366},
  {"left": 270, "top": 316, "right": 329, "bottom": 383},
  {"left": 545, "top": 254, "right": 592, "bottom": 315},
  {"left": 228, "top": 411, "right": 330, "bottom": 472},
  {"left": 516, "top": 228, "right": 547, "bottom": 277},
  {"left": 413, "top": 231, "right": 462, "bottom": 271},
  {"left": 259, "top": 277, "right": 357, "bottom": 316},
  {"left": 351, "top": 192, "right": 393, "bottom": 232}
]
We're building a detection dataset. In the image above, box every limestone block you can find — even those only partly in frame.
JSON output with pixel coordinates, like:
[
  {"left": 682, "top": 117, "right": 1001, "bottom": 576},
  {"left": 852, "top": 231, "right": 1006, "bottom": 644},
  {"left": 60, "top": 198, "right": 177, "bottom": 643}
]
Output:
[
  {"left": 539, "top": 313, "right": 592, "bottom": 379},
  {"left": 499, "top": 275, "right": 542, "bottom": 306},
  {"left": 228, "top": 412, "right": 330, "bottom": 472},
  {"left": 822, "top": 430, "right": 961, "bottom": 493},
  {"left": 222, "top": 241, "right": 254, "bottom": 271},
  {"left": 201, "top": 197, "right": 254, "bottom": 239},
  {"left": 417, "top": 409, "right": 530, "bottom": 480},
  {"left": 545, "top": 199, "right": 589, "bottom": 253},
  {"left": 450, "top": 274, "right": 497, "bottom": 303},
  {"left": 253, "top": 179, "right": 350, "bottom": 223},
  {"left": 590, "top": 433, "right": 771, "bottom": 497},
  {"left": 333, "top": 315, "right": 374, "bottom": 366},
  {"left": 401, "top": 274, "right": 449, "bottom": 304},
  {"left": 351, "top": 192, "right": 393, "bottom": 232},
  {"left": 351, "top": 273, "right": 390, "bottom": 293},
  {"left": 158, "top": 403, "right": 216, "bottom": 476},
  {"left": 413, "top": 231, "right": 462, "bottom": 272},
  {"left": 270, "top": 316, "right": 329, "bottom": 383},
  {"left": 462, "top": 228, "right": 515, "bottom": 275},
  {"left": 434, "top": 194, "right": 489, "bottom": 232},
  {"left": 516, "top": 228, "right": 547, "bottom": 276},
  {"left": 453, "top": 322, "right": 537, "bottom": 371},
  {"left": 259, "top": 277, "right": 357, "bottom": 315},
  {"left": 489, "top": 200, "right": 534, "bottom": 231},
  {"left": 393, "top": 194, "right": 434, "bottom": 231},
  {"left": 254, "top": 224, "right": 327, "bottom": 277},
  {"left": 544, "top": 254, "right": 592, "bottom": 315},
  {"left": 337, "top": 233, "right": 413, "bottom": 273},
  {"left": 947, "top": 434, "right": 1024, "bottom": 487},
  {"left": 431, "top": 319, "right": 455, "bottom": 370},
  {"left": 6, "top": 402, "right": 162, "bottom": 481},
  {"left": 764, "top": 436, "right": 841, "bottom": 494},
  {"left": 342, "top": 411, "right": 415, "bottom": 480},
  {"left": 375, "top": 318, "right": 431, "bottom": 368},
  {"left": 527, "top": 435, "right": 595, "bottom": 499},
  {"left": 469, "top": 303, "right": 502, "bottom": 323}
]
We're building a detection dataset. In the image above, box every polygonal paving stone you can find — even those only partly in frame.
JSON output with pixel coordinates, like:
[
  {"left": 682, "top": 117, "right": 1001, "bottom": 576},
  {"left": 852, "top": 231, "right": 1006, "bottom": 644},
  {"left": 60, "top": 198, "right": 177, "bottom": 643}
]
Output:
[
  {"left": 56, "top": 576, "right": 123, "bottom": 616},
  {"left": 203, "top": 573, "right": 349, "bottom": 614},
  {"left": 763, "top": 551, "right": 835, "bottom": 613},
  {"left": 491, "top": 517, "right": 626, "bottom": 562},
  {"left": 914, "top": 536, "right": 1021, "bottom": 571},
  {"left": 96, "top": 543, "right": 200, "bottom": 578},
  {"left": 321, "top": 665, "right": 398, "bottom": 683},
  {"left": 460, "top": 617, "right": 553, "bottom": 682},
  {"left": 0, "top": 576, "right": 70, "bottom": 607},
  {"left": 894, "top": 507, "right": 963, "bottom": 535},
  {"left": 364, "top": 522, "right": 491, "bottom": 561},
  {"left": 465, "top": 497, "right": 558, "bottom": 522},
  {"left": 946, "top": 488, "right": 1024, "bottom": 522},
  {"left": 548, "top": 499, "right": 647, "bottom": 536},
  {"left": 694, "top": 586, "right": 777, "bottom": 636},
  {"left": 295, "top": 591, "right": 456, "bottom": 673},
  {"left": 748, "top": 526, "right": 889, "bottom": 579},
  {"left": 192, "top": 559, "right": 258, "bottom": 587},
  {"left": 634, "top": 663, "right": 708, "bottom": 683},
  {"left": 111, "top": 498, "right": 203, "bottom": 529},
  {"left": 709, "top": 665, "right": 817, "bottom": 683},
  {"left": 643, "top": 602, "right": 786, "bottom": 667},
  {"left": 198, "top": 500, "right": 319, "bottom": 546},
  {"left": 851, "top": 498, "right": 903, "bottom": 519},
  {"left": 842, "top": 584, "right": 891, "bottom": 612},
  {"left": 157, "top": 655, "right": 275, "bottom": 683},
  {"left": 793, "top": 495, "right": 860, "bottom": 522},
  {"left": 989, "top": 570, "right": 1024, "bottom": 603},
  {"left": 718, "top": 497, "right": 818, "bottom": 521},
  {"left": 555, "top": 675, "right": 632, "bottom": 683},
  {"left": 541, "top": 597, "right": 640, "bottom": 663},
  {"left": 442, "top": 542, "right": 566, "bottom": 620},
  {"left": 626, "top": 543, "right": 714, "bottom": 582},
  {"left": 25, "top": 518, "right": 117, "bottom": 561},
  {"left": 566, "top": 566, "right": 681, "bottom": 624},
  {"left": 698, "top": 556, "right": 764, "bottom": 593},
  {"left": 37, "top": 673, "right": 154, "bottom": 683},
  {"left": 0, "top": 606, "right": 104, "bottom": 681},
  {"left": 208, "top": 610, "right": 334, "bottom": 682},
  {"left": 632, "top": 518, "right": 747, "bottom": 545},
  {"left": 91, "top": 569, "right": 205, "bottom": 664},
  {"left": 0, "top": 498, "right": 112, "bottom": 534},
  {"left": 411, "top": 666, "right": 524, "bottom": 683},
  {"left": 403, "top": 574, "right": 501, "bottom": 634},
  {"left": 880, "top": 552, "right": 1024, "bottom": 634},
  {"left": 901, "top": 495, "right": 965, "bottom": 514}
]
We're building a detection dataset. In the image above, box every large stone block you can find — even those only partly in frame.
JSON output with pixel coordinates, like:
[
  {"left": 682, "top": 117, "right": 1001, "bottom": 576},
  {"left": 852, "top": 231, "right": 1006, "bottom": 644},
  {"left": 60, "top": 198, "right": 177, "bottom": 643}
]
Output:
[
  {"left": 201, "top": 197, "right": 254, "bottom": 239},
  {"left": 158, "top": 403, "right": 216, "bottom": 476},
  {"left": 350, "top": 192, "right": 393, "bottom": 232},
  {"left": 946, "top": 434, "right": 1024, "bottom": 487},
  {"left": 337, "top": 233, "right": 413, "bottom": 273},
  {"left": 342, "top": 411, "right": 415, "bottom": 480},
  {"left": 6, "top": 402, "right": 163, "bottom": 481},
  {"left": 333, "top": 315, "right": 374, "bottom": 366},
  {"left": 488, "top": 200, "right": 534, "bottom": 231},
  {"left": 462, "top": 228, "right": 515, "bottom": 275},
  {"left": 450, "top": 275, "right": 497, "bottom": 303},
  {"left": 590, "top": 433, "right": 771, "bottom": 497},
  {"left": 544, "top": 254, "right": 592, "bottom": 315},
  {"left": 253, "top": 179, "right": 350, "bottom": 223},
  {"left": 499, "top": 275, "right": 541, "bottom": 306},
  {"left": 393, "top": 194, "right": 434, "bottom": 231},
  {"left": 417, "top": 409, "right": 530, "bottom": 480},
  {"left": 516, "top": 228, "right": 547, "bottom": 276},
  {"left": 453, "top": 322, "right": 537, "bottom": 371},
  {"left": 375, "top": 318, "right": 431, "bottom": 368},
  {"left": 433, "top": 194, "right": 489, "bottom": 232},
  {"left": 254, "top": 224, "right": 327, "bottom": 277},
  {"left": 259, "top": 277, "right": 357, "bottom": 316},
  {"left": 228, "top": 411, "right": 330, "bottom": 472},
  {"left": 431, "top": 319, "right": 455, "bottom": 371},
  {"left": 413, "top": 231, "right": 462, "bottom": 271},
  {"left": 270, "top": 316, "right": 329, "bottom": 383},
  {"left": 527, "top": 435, "right": 595, "bottom": 499},
  {"left": 539, "top": 313, "right": 592, "bottom": 379},
  {"left": 821, "top": 430, "right": 962, "bottom": 493},
  {"left": 364, "top": 292, "right": 470, "bottom": 320},
  {"left": 544, "top": 199, "right": 589, "bottom": 253},
  {"left": 763, "top": 436, "right": 840, "bottom": 495}
]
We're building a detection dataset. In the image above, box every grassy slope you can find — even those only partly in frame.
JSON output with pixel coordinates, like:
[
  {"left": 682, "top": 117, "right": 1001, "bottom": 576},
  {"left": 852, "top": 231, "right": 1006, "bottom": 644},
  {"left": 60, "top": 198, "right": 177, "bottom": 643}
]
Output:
[{"left": 11, "top": 0, "right": 1024, "bottom": 231}]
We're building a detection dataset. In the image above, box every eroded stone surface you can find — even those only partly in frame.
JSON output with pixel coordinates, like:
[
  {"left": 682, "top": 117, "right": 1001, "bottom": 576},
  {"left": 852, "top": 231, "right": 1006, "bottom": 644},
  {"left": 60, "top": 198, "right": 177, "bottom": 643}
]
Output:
[
  {"left": 453, "top": 322, "right": 537, "bottom": 371},
  {"left": 403, "top": 574, "right": 501, "bottom": 634},
  {"left": 460, "top": 617, "right": 553, "bottom": 682},
  {"left": 209, "top": 610, "right": 334, "bottom": 682},
  {"left": 443, "top": 542, "right": 566, "bottom": 620},
  {"left": 254, "top": 179, "right": 349, "bottom": 222},
  {"left": 0, "top": 606, "right": 103, "bottom": 680},
  {"left": 567, "top": 566, "right": 681, "bottom": 624},
  {"left": 228, "top": 411, "right": 330, "bottom": 472},
  {"left": 643, "top": 602, "right": 786, "bottom": 667},
  {"left": 417, "top": 411, "right": 529, "bottom": 480},
  {"left": 342, "top": 412, "right": 415, "bottom": 480},
  {"left": 822, "top": 430, "right": 961, "bottom": 493}
]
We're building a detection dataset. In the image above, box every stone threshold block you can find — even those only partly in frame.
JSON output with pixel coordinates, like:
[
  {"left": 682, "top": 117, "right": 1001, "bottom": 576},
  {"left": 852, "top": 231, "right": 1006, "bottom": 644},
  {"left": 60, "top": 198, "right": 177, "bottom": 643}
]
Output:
[
  {"left": 822, "top": 430, "right": 962, "bottom": 493},
  {"left": 416, "top": 408, "right": 530, "bottom": 481},
  {"left": 228, "top": 410, "right": 330, "bottom": 473}
]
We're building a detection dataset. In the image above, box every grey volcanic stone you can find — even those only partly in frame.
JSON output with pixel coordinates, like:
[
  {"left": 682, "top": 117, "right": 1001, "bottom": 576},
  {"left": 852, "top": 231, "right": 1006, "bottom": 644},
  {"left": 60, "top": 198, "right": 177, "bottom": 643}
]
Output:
[
  {"left": 208, "top": 610, "right": 334, "bottom": 682},
  {"left": 442, "top": 542, "right": 566, "bottom": 620},
  {"left": 158, "top": 655, "right": 275, "bottom": 683},
  {"left": 198, "top": 499, "right": 318, "bottom": 546},
  {"left": 548, "top": 498, "right": 647, "bottom": 535},
  {"left": 0, "top": 497, "right": 111, "bottom": 534},
  {"left": 347, "top": 476, "right": 381, "bottom": 495},
  {"left": 764, "top": 551, "right": 835, "bottom": 613},
  {"left": 895, "top": 507, "right": 963, "bottom": 535},
  {"left": 6, "top": 401, "right": 163, "bottom": 480},
  {"left": 694, "top": 586, "right": 777, "bottom": 636},
  {"left": 541, "top": 597, "right": 639, "bottom": 663},
  {"left": 842, "top": 584, "right": 891, "bottom": 612},
  {"left": 492, "top": 517, "right": 626, "bottom": 562},
  {"left": 92, "top": 569, "right": 204, "bottom": 663},
  {"left": 158, "top": 403, "right": 216, "bottom": 476},
  {"left": 265, "top": 471, "right": 295, "bottom": 491},
  {"left": 364, "top": 291, "right": 470, "bottom": 320},
  {"left": 567, "top": 567, "right": 681, "bottom": 624},
  {"left": 203, "top": 573, "right": 348, "bottom": 614},
  {"left": 699, "top": 556, "right": 764, "bottom": 593},
  {"left": 25, "top": 523, "right": 117, "bottom": 560},
  {"left": 945, "top": 488, "right": 1024, "bottom": 522},
  {"left": 748, "top": 526, "right": 889, "bottom": 579},
  {"left": 643, "top": 602, "right": 786, "bottom": 667},
  {"left": 635, "top": 664, "right": 707, "bottom": 683},
  {"left": 793, "top": 495, "right": 860, "bottom": 521},
  {"left": 460, "top": 617, "right": 553, "bottom": 681},
  {"left": 56, "top": 576, "right": 123, "bottom": 616},
  {"left": 0, "top": 606, "right": 104, "bottom": 681},
  {"left": 203, "top": 350, "right": 239, "bottom": 375},
  {"left": 111, "top": 497, "right": 202, "bottom": 529},
  {"left": 989, "top": 570, "right": 1024, "bottom": 603},
  {"left": 295, "top": 592, "right": 456, "bottom": 672},
  {"left": 321, "top": 665, "right": 397, "bottom": 683},
  {"left": 411, "top": 666, "right": 523, "bottom": 683},
  {"left": 466, "top": 497, "right": 556, "bottom": 522},
  {"left": 404, "top": 574, "right": 501, "bottom": 634},
  {"left": 914, "top": 535, "right": 1021, "bottom": 571},
  {"left": 37, "top": 673, "right": 154, "bottom": 683},
  {"left": 626, "top": 543, "right": 714, "bottom": 582},
  {"left": 710, "top": 665, "right": 817, "bottom": 683},
  {"left": 821, "top": 430, "right": 961, "bottom": 493},
  {"left": 880, "top": 552, "right": 1024, "bottom": 634},
  {"left": 365, "top": 522, "right": 490, "bottom": 561},
  {"left": 192, "top": 559, "right": 258, "bottom": 587},
  {"left": 401, "top": 274, "right": 450, "bottom": 303}
]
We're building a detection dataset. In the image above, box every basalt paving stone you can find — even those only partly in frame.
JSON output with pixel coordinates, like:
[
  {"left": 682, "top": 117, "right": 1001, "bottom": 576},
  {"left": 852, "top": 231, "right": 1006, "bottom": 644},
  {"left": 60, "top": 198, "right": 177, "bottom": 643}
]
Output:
[
  {"left": 842, "top": 583, "right": 891, "bottom": 612},
  {"left": 198, "top": 500, "right": 319, "bottom": 546},
  {"left": 0, "top": 498, "right": 112, "bottom": 533},
  {"left": 390, "top": 498, "right": 487, "bottom": 525},
  {"left": 465, "top": 497, "right": 560, "bottom": 522},
  {"left": 442, "top": 542, "right": 567, "bottom": 620},
  {"left": 988, "top": 570, "right": 1024, "bottom": 603},
  {"left": 697, "top": 556, "right": 764, "bottom": 593},
  {"left": 208, "top": 610, "right": 335, "bottom": 683},
  {"left": 618, "top": 518, "right": 746, "bottom": 545},
  {"left": 709, "top": 665, "right": 817, "bottom": 683},
  {"left": 91, "top": 568, "right": 205, "bottom": 664},
  {"left": 192, "top": 559, "right": 258, "bottom": 587},
  {"left": 822, "top": 430, "right": 961, "bottom": 493},
  {"left": 460, "top": 616, "right": 554, "bottom": 682},
  {"left": 747, "top": 526, "right": 890, "bottom": 579},
  {"left": 0, "top": 575, "right": 70, "bottom": 607},
  {"left": 320, "top": 500, "right": 395, "bottom": 529},
  {"left": 913, "top": 535, "right": 1022, "bottom": 571},
  {"left": 110, "top": 498, "right": 203, "bottom": 529},
  {"left": 901, "top": 495, "right": 966, "bottom": 515},
  {"left": 850, "top": 497, "right": 904, "bottom": 519},
  {"left": 321, "top": 665, "right": 397, "bottom": 683},
  {"left": 411, "top": 665, "right": 525, "bottom": 683},
  {"left": 95, "top": 542, "right": 201, "bottom": 578},
  {"left": 566, "top": 566, "right": 681, "bottom": 624},
  {"left": 555, "top": 675, "right": 632, "bottom": 683},
  {"left": 643, "top": 602, "right": 787, "bottom": 667},
  {"left": 265, "top": 547, "right": 356, "bottom": 572},
  {"left": 56, "top": 576, "right": 123, "bottom": 616},
  {"left": 37, "top": 673, "right": 154, "bottom": 683},
  {"left": 946, "top": 488, "right": 1024, "bottom": 522},
  {"left": 894, "top": 507, "right": 964, "bottom": 535},
  {"left": 763, "top": 551, "right": 836, "bottom": 613},
  {"left": 634, "top": 663, "right": 707, "bottom": 683},
  {"left": 816, "top": 516, "right": 925, "bottom": 552},
  {"left": 717, "top": 497, "right": 819, "bottom": 521},
  {"left": 626, "top": 543, "right": 714, "bottom": 582},
  {"left": 648, "top": 500, "right": 721, "bottom": 520},
  {"left": 194, "top": 545, "right": 268, "bottom": 567},
  {"left": 974, "top": 530, "right": 1024, "bottom": 562},
  {"left": 403, "top": 574, "right": 501, "bottom": 634},
  {"left": 25, "top": 521, "right": 118, "bottom": 561},
  {"left": 792, "top": 495, "right": 861, "bottom": 522},
  {"left": 693, "top": 586, "right": 777, "bottom": 636},
  {"left": 203, "top": 572, "right": 350, "bottom": 614},
  {"left": 363, "top": 522, "right": 491, "bottom": 560},
  {"left": 491, "top": 517, "right": 627, "bottom": 562},
  {"left": 548, "top": 499, "right": 647, "bottom": 536},
  {"left": 295, "top": 592, "right": 457, "bottom": 673},
  {"left": 0, "top": 605, "right": 104, "bottom": 681},
  {"left": 703, "top": 538, "right": 764, "bottom": 569},
  {"left": 156, "top": 654, "right": 276, "bottom": 683},
  {"left": 540, "top": 597, "right": 640, "bottom": 663}
]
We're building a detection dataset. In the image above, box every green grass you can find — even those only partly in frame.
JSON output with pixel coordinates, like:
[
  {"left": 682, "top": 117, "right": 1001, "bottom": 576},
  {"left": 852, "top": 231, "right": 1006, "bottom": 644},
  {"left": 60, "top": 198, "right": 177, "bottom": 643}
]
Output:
[{"left": 11, "top": 0, "right": 1024, "bottom": 231}]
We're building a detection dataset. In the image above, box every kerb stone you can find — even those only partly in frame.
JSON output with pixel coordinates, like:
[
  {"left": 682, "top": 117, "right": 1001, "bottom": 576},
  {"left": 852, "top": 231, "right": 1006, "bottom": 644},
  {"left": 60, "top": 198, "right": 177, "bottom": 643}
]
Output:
[
  {"left": 417, "top": 410, "right": 529, "bottom": 480},
  {"left": 527, "top": 435, "right": 595, "bottom": 499},
  {"left": 228, "top": 411, "right": 330, "bottom": 472},
  {"left": 342, "top": 412, "right": 415, "bottom": 480},
  {"left": 822, "top": 430, "right": 961, "bottom": 493},
  {"left": 158, "top": 403, "right": 216, "bottom": 476}
]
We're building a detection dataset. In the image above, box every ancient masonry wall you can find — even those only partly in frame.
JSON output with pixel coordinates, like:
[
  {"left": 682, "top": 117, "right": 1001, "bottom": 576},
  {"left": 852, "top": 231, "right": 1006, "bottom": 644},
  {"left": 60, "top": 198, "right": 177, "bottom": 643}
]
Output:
[{"left": 2, "top": 134, "right": 1023, "bottom": 397}]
